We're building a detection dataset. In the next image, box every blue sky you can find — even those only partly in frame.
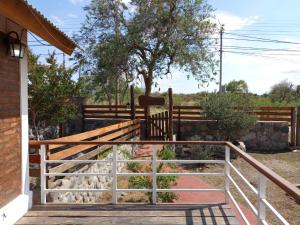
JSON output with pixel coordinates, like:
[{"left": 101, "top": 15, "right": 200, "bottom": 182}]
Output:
[{"left": 27, "top": 0, "right": 300, "bottom": 94}]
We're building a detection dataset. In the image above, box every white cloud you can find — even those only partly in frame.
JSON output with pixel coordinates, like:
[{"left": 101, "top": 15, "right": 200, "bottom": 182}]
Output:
[
  {"left": 69, "top": 0, "right": 88, "bottom": 5},
  {"left": 215, "top": 11, "right": 260, "bottom": 31}
]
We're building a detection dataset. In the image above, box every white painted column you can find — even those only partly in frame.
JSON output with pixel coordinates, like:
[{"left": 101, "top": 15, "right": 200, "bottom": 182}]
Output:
[{"left": 20, "top": 50, "right": 31, "bottom": 200}]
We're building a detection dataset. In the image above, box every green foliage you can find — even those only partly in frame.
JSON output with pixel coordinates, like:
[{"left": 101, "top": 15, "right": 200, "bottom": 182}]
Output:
[
  {"left": 127, "top": 145, "right": 178, "bottom": 203},
  {"left": 28, "top": 51, "right": 80, "bottom": 139},
  {"left": 269, "top": 80, "right": 297, "bottom": 103},
  {"left": 201, "top": 93, "right": 257, "bottom": 140},
  {"left": 76, "top": 0, "right": 217, "bottom": 96},
  {"left": 226, "top": 80, "right": 248, "bottom": 93},
  {"left": 128, "top": 176, "right": 152, "bottom": 190},
  {"left": 97, "top": 149, "right": 112, "bottom": 160}
]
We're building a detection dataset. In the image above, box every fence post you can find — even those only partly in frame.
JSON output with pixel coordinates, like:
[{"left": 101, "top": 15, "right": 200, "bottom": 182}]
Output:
[
  {"left": 40, "top": 144, "right": 47, "bottom": 204},
  {"left": 178, "top": 106, "right": 181, "bottom": 140},
  {"left": 112, "top": 145, "right": 118, "bottom": 204},
  {"left": 168, "top": 88, "right": 173, "bottom": 141},
  {"left": 81, "top": 105, "right": 85, "bottom": 132},
  {"left": 257, "top": 173, "right": 266, "bottom": 225},
  {"left": 291, "top": 107, "right": 296, "bottom": 146},
  {"left": 152, "top": 147, "right": 157, "bottom": 204},
  {"left": 225, "top": 146, "right": 230, "bottom": 204},
  {"left": 297, "top": 106, "right": 300, "bottom": 146},
  {"left": 130, "top": 85, "right": 136, "bottom": 120}
]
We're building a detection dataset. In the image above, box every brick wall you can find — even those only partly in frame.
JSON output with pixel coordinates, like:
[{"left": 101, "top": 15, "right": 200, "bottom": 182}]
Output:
[{"left": 0, "top": 20, "right": 22, "bottom": 207}]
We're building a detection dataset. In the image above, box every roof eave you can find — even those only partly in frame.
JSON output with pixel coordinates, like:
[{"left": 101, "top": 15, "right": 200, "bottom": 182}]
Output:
[{"left": 0, "top": 0, "right": 77, "bottom": 55}]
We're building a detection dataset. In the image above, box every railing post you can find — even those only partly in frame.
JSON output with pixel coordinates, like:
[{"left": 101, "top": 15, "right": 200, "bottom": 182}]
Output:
[
  {"left": 225, "top": 146, "right": 230, "bottom": 204},
  {"left": 152, "top": 148, "right": 157, "bottom": 204},
  {"left": 112, "top": 145, "right": 117, "bottom": 204},
  {"left": 40, "top": 144, "right": 47, "bottom": 204},
  {"left": 258, "top": 173, "right": 266, "bottom": 225}
]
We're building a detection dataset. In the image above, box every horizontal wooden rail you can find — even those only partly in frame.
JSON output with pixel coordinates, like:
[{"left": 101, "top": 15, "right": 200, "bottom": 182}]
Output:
[
  {"left": 29, "top": 120, "right": 141, "bottom": 176},
  {"left": 83, "top": 105, "right": 294, "bottom": 123},
  {"left": 29, "top": 140, "right": 300, "bottom": 204}
]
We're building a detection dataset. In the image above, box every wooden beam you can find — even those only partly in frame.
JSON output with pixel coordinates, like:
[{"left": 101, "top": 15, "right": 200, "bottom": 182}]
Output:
[{"left": 0, "top": 0, "right": 76, "bottom": 55}]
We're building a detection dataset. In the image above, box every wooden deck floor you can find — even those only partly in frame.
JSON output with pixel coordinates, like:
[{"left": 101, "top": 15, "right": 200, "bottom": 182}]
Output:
[{"left": 16, "top": 204, "right": 239, "bottom": 225}]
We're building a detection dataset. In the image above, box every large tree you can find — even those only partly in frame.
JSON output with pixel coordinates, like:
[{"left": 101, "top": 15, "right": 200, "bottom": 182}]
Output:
[
  {"left": 75, "top": 0, "right": 217, "bottom": 96},
  {"left": 226, "top": 80, "right": 248, "bottom": 93},
  {"left": 269, "top": 80, "right": 297, "bottom": 103},
  {"left": 28, "top": 51, "right": 80, "bottom": 139}
]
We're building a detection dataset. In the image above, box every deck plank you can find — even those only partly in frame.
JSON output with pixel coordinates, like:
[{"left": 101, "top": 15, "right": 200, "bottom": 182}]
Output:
[
  {"left": 16, "top": 217, "right": 239, "bottom": 225},
  {"left": 16, "top": 204, "right": 239, "bottom": 225}
]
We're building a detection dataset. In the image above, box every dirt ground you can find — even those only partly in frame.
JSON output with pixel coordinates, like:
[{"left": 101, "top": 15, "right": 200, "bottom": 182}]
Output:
[{"left": 200, "top": 150, "right": 300, "bottom": 225}]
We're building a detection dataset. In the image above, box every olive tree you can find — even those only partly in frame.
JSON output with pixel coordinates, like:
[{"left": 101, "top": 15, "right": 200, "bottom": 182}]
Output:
[{"left": 75, "top": 0, "right": 218, "bottom": 96}]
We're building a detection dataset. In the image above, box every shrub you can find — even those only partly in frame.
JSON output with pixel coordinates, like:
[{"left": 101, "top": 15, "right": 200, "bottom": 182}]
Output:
[{"left": 201, "top": 93, "right": 256, "bottom": 140}]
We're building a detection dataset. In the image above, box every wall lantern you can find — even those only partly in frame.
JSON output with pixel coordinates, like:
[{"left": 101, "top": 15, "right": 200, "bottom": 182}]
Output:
[{"left": 7, "top": 31, "right": 26, "bottom": 59}]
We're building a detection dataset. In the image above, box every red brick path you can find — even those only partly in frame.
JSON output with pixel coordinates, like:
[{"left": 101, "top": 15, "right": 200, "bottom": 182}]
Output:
[{"left": 134, "top": 145, "right": 258, "bottom": 225}]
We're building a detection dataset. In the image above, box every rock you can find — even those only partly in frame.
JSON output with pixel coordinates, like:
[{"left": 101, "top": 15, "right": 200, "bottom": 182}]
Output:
[
  {"left": 48, "top": 145, "right": 131, "bottom": 204},
  {"left": 232, "top": 141, "right": 246, "bottom": 152}
]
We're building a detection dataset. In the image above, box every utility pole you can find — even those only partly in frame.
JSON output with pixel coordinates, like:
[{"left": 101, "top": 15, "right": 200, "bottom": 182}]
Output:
[
  {"left": 219, "top": 25, "right": 224, "bottom": 93},
  {"left": 63, "top": 53, "right": 66, "bottom": 69}
]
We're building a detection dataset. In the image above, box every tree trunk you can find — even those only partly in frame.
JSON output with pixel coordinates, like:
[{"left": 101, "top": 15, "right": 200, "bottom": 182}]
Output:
[{"left": 144, "top": 75, "right": 152, "bottom": 97}]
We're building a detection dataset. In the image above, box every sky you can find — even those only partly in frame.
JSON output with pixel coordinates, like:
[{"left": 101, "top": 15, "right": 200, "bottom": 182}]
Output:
[{"left": 27, "top": 0, "right": 300, "bottom": 94}]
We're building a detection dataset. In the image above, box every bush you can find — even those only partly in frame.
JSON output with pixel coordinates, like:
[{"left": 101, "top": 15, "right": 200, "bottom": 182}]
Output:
[{"left": 201, "top": 93, "right": 256, "bottom": 140}]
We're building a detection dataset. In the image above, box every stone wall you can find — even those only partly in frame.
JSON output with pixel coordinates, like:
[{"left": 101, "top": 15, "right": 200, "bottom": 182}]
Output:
[
  {"left": 68, "top": 119, "right": 289, "bottom": 151},
  {"left": 174, "top": 120, "right": 289, "bottom": 151}
]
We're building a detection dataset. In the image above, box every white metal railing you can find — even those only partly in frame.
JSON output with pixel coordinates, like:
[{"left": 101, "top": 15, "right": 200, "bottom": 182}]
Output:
[
  {"left": 40, "top": 144, "right": 225, "bottom": 205},
  {"left": 224, "top": 146, "right": 290, "bottom": 225},
  {"left": 37, "top": 142, "right": 298, "bottom": 225}
]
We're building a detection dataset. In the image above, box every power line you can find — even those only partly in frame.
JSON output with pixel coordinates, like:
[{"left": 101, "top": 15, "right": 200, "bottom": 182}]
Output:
[
  {"left": 224, "top": 50, "right": 300, "bottom": 64},
  {"left": 225, "top": 32, "right": 300, "bottom": 45}
]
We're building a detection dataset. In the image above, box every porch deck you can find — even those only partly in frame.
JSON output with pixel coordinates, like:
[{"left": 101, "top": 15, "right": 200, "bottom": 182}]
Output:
[{"left": 16, "top": 204, "right": 239, "bottom": 225}]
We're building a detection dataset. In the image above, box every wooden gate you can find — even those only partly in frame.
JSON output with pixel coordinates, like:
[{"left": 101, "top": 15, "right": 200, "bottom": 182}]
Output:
[{"left": 147, "top": 111, "right": 170, "bottom": 140}]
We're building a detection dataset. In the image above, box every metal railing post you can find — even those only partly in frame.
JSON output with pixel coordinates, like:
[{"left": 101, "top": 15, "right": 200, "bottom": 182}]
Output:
[
  {"left": 40, "top": 144, "right": 46, "bottom": 204},
  {"left": 225, "top": 146, "right": 231, "bottom": 204},
  {"left": 258, "top": 173, "right": 266, "bottom": 225},
  {"left": 152, "top": 148, "right": 157, "bottom": 204},
  {"left": 112, "top": 145, "right": 117, "bottom": 204}
]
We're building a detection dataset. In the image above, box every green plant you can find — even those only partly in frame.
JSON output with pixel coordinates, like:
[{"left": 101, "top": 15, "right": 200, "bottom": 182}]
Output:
[
  {"left": 28, "top": 51, "right": 80, "bottom": 139},
  {"left": 201, "top": 93, "right": 257, "bottom": 140},
  {"left": 97, "top": 149, "right": 112, "bottom": 160},
  {"left": 127, "top": 145, "right": 178, "bottom": 203},
  {"left": 127, "top": 162, "right": 142, "bottom": 172}
]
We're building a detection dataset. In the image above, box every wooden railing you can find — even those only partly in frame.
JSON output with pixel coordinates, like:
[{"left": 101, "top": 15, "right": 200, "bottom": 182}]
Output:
[
  {"left": 30, "top": 140, "right": 300, "bottom": 224},
  {"left": 29, "top": 119, "right": 140, "bottom": 176},
  {"left": 83, "top": 105, "right": 145, "bottom": 120}
]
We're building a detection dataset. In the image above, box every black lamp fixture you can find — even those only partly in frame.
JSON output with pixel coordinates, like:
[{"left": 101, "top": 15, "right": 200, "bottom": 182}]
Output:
[{"left": 6, "top": 31, "right": 26, "bottom": 59}]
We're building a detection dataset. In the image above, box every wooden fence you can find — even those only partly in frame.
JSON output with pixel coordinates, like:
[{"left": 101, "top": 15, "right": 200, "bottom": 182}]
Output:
[
  {"left": 29, "top": 119, "right": 140, "bottom": 177},
  {"left": 83, "top": 105, "right": 145, "bottom": 120},
  {"left": 83, "top": 104, "right": 295, "bottom": 123}
]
